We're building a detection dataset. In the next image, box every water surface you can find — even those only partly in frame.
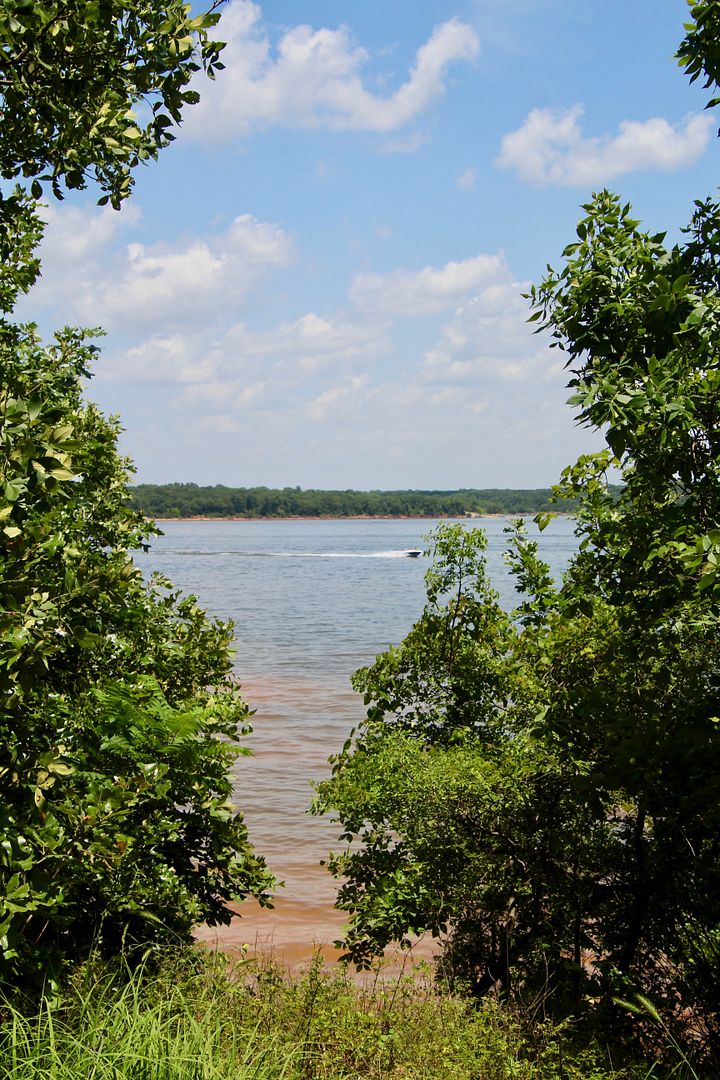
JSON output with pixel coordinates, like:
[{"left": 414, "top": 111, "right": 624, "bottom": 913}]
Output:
[{"left": 139, "top": 517, "right": 577, "bottom": 957}]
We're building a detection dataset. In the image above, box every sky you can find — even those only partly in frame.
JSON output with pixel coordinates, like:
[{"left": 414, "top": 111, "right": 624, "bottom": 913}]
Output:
[{"left": 16, "top": 0, "right": 720, "bottom": 489}]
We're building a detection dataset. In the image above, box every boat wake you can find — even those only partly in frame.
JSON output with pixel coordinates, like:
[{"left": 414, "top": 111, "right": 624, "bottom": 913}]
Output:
[{"left": 157, "top": 549, "right": 424, "bottom": 559}]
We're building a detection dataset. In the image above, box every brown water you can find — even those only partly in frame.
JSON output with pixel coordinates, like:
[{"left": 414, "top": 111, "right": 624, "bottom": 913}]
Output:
[
  {"left": 201, "top": 673, "right": 364, "bottom": 961},
  {"left": 142, "top": 517, "right": 577, "bottom": 964}
]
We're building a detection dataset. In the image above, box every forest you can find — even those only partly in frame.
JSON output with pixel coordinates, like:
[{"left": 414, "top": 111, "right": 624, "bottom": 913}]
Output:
[{"left": 128, "top": 483, "right": 579, "bottom": 518}]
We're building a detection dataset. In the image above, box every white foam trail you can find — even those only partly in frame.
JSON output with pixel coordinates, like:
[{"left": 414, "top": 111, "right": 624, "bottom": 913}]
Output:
[{"left": 161, "top": 549, "right": 422, "bottom": 559}]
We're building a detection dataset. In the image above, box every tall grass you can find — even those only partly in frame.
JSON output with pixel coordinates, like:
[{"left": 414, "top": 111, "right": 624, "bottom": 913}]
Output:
[
  {"left": 0, "top": 950, "right": 699, "bottom": 1079},
  {"left": 1, "top": 957, "right": 297, "bottom": 1080}
]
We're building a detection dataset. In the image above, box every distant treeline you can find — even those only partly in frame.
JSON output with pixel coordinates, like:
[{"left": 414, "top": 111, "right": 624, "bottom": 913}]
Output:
[{"left": 128, "top": 484, "right": 585, "bottom": 519}]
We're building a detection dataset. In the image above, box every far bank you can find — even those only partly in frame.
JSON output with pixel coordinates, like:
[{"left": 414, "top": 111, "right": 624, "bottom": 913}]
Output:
[{"left": 129, "top": 483, "right": 599, "bottom": 520}]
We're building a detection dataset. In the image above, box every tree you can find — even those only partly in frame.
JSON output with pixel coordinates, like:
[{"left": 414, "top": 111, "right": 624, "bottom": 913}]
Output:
[
  {"left": 528, "top": 191, "right": 720, "bottom": 1028},
  {"left": 678, "top": 0, "right": 720, "bottom": 122},
  {"left": 0, "top": 294, "right": 274, "bottom": 993},
  {"left": 315, "top": 525, "right": 609, "bottom": 1008},
  {"left": 0, "top": 0, "right": 225, "bottom": 209},
  {"left": 315, "top": 10, "right": 720, "bottom": 1060},
  {"left": 0, "top": 3, "right": 275, "bottom": 993},
  {"left": 316, "top": 205, "right": 720, "bottom": 1035}
]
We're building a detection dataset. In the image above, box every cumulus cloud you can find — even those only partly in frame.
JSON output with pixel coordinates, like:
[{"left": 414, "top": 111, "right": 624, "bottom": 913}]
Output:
[
  {"left": 39, "top": 202, "right": 141, "bottom": 260},
  {"left": 20, "top": 198, "right": 591, "bottom": 487},
  {"left": 28, "top": 208, "right": 294, "bottom": 334},
  {"left": 420, "top": 280, "right": 563, "bottom": 386},
  {"left": 89, "top": 214, "right": 292, "bottom": 329},
  {"left": 24, "top": 203, "right": 140, "bottom": 312},
  {"left": 350, "top": 253, "right": 510, "bottom": 318},
  {"left": 186, "top": 1, "right": 479, "bottom": 140},
  {"left": 181, "top": 379, "right": 266, "bottom": 413},
  {"left": 219, "top": 313, "right": 389, "bottom": 373},
  {"left": 117, "top": 246, "right": 567, "bottom": 478},
  {"left": 377, "top": 130, "right": 431, "bottom": 155},
  {"left": 109, "top": 335, "right": 220, "bottom": 386},
  {"left": 100, "top": 311, "right": 389, "bottom": 418},
  {"left": 497, "top": 105, "right": 713, "bottom": 185}
]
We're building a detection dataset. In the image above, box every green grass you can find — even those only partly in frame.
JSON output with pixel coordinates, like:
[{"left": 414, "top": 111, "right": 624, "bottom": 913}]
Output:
[{"left": 0, "top": 950, "right": 695, "bottom": 1080}]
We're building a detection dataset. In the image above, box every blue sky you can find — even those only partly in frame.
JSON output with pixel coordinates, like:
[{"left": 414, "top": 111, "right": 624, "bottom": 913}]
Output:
[{"left": 18, "top": 0, "right": 720, "bottom": 488}]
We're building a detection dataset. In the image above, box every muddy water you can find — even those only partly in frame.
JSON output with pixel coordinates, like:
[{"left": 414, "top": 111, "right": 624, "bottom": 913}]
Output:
[{"left": 140, "top": 517, "right": 577, "bottom": 962}]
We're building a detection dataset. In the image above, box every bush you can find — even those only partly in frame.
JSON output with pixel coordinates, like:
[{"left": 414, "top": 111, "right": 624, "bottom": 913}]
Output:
[{"left": 0, "top": 315, "right": 273, "bottom": 993}]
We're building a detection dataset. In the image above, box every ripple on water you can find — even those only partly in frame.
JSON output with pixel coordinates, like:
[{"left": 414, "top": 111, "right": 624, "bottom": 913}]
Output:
[{"left": 138, "top": 517, "right": 577, "bottom": 964}]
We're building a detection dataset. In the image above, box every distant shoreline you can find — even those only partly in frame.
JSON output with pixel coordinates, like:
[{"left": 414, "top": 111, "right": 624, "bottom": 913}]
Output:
[
  {"left": 151, "top": 513, "right": 572, "bottom": 522},
  {"left": 130, "top": 484, "right": 589, "bottom": 521}
]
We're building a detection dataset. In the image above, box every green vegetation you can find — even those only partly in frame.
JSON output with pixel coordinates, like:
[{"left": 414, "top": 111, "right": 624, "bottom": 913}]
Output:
[
  {"left": 2, "top": 1, "right": 720, "bottom": 1077},
  {"left": 0, "top": 0, "right": 225, "bottom": 210},
  {"left": 314, "top": 8, "right": 720, "bottom": 1070},
  {"left": 0, "top": 3, "right": 272, "bottom": 996},
  {"left": 128, "top": 483, "right": 578, "bottom": 519},
  {"left": 0, "top": 321, "right": 273, "bottom": 992},
  {"left": 0, "top": 952, "right": 665, "bottom": 1079}
]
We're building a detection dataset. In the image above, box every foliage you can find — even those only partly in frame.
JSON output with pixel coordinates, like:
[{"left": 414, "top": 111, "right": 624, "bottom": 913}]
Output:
[
  {"left": 530, "top": 191, "right": 720, "bottom": 605},
  {"left": 0, "top": 188, "right": 42, "bottom": 312},
  {"left": 128, "top": 482, "right": 582, "bottom": 519},
  {"left": 315, "top": 197, "right": 720, "bottom": 1060},
  {"left": 0, "top": 0, "right": 275, "bottom": 995},
  {"left": 677, "top": 1, "right": 720, "bottom": 118},
  {"left": 0, "top": 949, "right": 655, "bottom": 1079},
  {"left": 0, "top": 314, "right": 274, "bottom": 992},
  {"left": 315, "top": 526, "right": 620, "bottom": 1006},
  {"left": 0, "top": 0, "right": 225, "bottom": 210}
]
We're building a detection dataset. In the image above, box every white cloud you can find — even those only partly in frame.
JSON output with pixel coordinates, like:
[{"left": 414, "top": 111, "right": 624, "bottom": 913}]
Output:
[
  {"left": 497, "top": 105, "right": 713, "bottom": 186},
  {"left": 109, "top": 243, "right": 574, "bottom": 484},
  {"left": 307, "top": 375, "right": 369, "bottom": 419},
  {"left": 350, "top": 254, "right": 509, "bottom": 317},
  {"left": 100, "top": 310, "right": 389, "bottom": 413},
  {"left": 93, "top": 213, "right": 292, "bottom": 330},
  {"left": 456, "top": 167, "right": 477, "bottom": 191},
  {"left": 181, "top": 380, "right": 266, "bottom": 411},
  {"left": 112, "top": 335, "right": 220, "bottom": 385},
  {"left": 220, "top": 313, "right": 388, "bottom": 370},
  {"left": 26, "top": 203, "right": 140, "bottom": 310},
  {"left": 186, "top": 2, "right": 479, "bottom": 140},
  {"left": 40, "top": 202, "right": 141, "bottom": 260},
  {"left": 420, "top": 279, "right": 563, "bottom": 389},
  {"left": 27, "top": 208, "right": 294, "bottom": 334},
  {"left": 21, "top": 196, "right": 594, "bottom": 488},
  {"left": 190, "top": 412, "right": 245, "bottom": 436}
]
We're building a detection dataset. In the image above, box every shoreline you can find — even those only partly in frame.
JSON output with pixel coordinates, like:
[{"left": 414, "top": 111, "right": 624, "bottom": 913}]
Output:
[{"left": 149, "top": 513, "right": 572, "bottom": 522}]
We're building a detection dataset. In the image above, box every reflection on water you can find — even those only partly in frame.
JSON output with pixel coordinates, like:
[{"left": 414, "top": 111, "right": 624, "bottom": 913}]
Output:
[{"left": 140, "top": 517, "right": 577, "bottom": 963}]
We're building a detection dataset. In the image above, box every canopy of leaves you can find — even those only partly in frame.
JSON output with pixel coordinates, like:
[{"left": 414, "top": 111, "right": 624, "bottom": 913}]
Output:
[
  {"left": 0, "top": 0, "right": 276, "bottom": 998},
  {"left": 0, "top": 0, "right": 224, "bottom": 208},
  {"left": 677, "top": 1, "right": 720, "bottom": 115},
  {"left": 530, "top": 192, "right": 720, "bottom": 612}
]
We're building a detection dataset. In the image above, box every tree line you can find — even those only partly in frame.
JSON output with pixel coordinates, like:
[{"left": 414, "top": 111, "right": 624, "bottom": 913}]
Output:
[{"left": 128, "top": 484, "right": 582, "bottom": 519}]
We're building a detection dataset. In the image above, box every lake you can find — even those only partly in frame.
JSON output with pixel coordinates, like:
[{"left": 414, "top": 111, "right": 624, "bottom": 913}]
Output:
[{"left": 138, "top": 516, "right": 578, "bottom": 960}]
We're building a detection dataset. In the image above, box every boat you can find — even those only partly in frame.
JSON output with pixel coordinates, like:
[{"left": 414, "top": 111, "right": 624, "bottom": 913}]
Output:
[{"left": 405, "top": 549, "right": 422, "bottom": 558}]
